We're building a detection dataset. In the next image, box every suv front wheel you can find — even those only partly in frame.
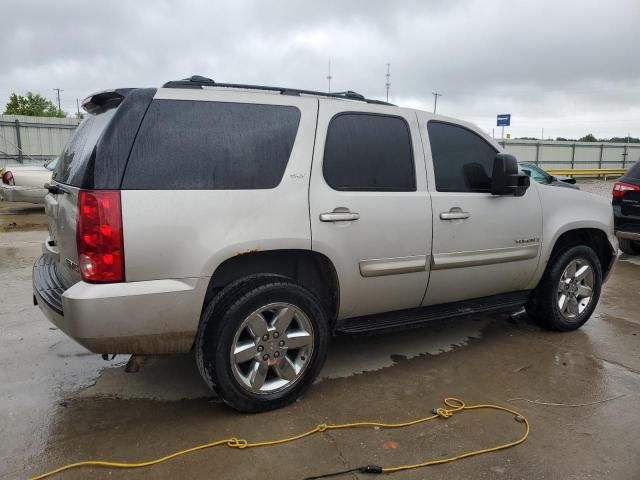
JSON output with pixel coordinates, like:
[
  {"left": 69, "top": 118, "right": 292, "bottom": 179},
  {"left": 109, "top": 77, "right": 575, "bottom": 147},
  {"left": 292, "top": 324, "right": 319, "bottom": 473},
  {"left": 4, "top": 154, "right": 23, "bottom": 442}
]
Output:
[
  {"left": 196, "top": 275, "right": 329, "bottom": 412},
  {"left": 526, "top": 245, "right": 602, "bottom": 331}
]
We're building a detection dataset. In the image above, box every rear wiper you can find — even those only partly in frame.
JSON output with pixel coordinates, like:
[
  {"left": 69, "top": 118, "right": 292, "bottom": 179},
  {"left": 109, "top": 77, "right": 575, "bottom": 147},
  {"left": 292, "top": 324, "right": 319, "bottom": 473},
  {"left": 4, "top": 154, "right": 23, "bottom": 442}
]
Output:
[{"left": 44, "top": 183, "right": 70, "bottom": 195}]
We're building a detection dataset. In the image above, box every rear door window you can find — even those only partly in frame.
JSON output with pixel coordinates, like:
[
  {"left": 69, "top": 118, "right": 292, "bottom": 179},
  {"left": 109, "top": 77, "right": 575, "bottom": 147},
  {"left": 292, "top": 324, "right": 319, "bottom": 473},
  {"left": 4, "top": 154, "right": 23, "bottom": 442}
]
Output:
[
  {"left": 122, "top": 100, "right": 301, "bottom": 189},
  {"left": 322, "top": 113, "right": 416, "bottom": 191}
]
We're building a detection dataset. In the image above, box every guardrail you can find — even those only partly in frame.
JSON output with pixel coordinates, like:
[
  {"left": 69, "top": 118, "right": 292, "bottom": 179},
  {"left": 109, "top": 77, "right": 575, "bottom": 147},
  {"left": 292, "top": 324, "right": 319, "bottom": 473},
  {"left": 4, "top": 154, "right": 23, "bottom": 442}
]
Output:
[{"left": 546, "top": 168, "right": 625, "bottom": 180}]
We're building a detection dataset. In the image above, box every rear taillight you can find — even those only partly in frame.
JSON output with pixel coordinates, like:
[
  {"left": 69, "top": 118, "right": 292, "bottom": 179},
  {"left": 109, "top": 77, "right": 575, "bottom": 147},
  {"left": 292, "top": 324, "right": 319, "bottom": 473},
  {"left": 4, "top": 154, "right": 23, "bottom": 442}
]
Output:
[
  {"left": 77, "top": 190, "right": 124, "bottom": 283},
  {"left": 612, "top": 181, "right": 640, "bottom": 198},
  {"left": 2, "top": 171, "right": 14, "bottom": 185}
]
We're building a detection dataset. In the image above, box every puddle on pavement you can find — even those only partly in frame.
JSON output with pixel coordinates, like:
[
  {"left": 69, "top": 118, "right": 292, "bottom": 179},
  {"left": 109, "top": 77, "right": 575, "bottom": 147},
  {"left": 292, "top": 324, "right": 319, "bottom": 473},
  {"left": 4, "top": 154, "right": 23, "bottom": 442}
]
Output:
[
  {"left": 77, "top": 315, "right": 494, "bottom": 402},
  {"left": 0, "top": 204, "right": 47, "bottom": 232},
  {"left": 320, "top": 316, "right": 491, "bottom": 380}
]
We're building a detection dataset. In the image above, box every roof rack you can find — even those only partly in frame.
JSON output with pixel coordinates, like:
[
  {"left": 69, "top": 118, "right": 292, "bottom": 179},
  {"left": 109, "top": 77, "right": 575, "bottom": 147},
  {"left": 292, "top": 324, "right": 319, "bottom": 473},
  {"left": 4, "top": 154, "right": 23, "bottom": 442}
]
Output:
[{"left": 162, "top": 75, "right": 394, "bottom": 106}]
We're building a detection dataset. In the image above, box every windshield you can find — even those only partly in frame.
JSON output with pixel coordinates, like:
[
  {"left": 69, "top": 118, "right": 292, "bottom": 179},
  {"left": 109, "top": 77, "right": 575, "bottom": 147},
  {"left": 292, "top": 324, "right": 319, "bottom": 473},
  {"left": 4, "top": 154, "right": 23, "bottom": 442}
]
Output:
[
  {"left": 520, "top": 163, "right": 551, "bottom": 184},
  {"left": 45, "top": 157, "right": 59, "bottom": 171}
]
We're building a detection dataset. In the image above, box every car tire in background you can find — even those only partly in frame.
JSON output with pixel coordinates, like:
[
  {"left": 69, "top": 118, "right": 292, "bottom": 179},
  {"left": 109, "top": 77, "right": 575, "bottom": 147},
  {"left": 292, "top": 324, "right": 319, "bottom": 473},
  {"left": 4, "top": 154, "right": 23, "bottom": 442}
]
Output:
[
  {"left": 195, "top": 275, "right": 329, "bottom": 413},
  {"left": 619, "top": 238, "right": 640, "bottom": 255},
  {"left": 526, "top": 245, "right": 602, "bottom": 331}
]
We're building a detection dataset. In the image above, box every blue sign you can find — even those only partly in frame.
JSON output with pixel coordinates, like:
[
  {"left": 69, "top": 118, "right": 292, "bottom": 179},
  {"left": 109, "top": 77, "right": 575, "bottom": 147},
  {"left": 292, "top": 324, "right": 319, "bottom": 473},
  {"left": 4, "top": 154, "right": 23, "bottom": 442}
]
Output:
[{"left": 497, "top": 114, "right": 511, "bottom": 127}]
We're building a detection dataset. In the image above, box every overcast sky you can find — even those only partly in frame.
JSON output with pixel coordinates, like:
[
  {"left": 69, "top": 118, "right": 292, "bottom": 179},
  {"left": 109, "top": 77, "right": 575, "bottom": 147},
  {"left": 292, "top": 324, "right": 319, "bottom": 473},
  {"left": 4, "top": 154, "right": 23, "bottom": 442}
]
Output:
[{"left": 1, "top": 0, "right": 638, "bottom": 139}]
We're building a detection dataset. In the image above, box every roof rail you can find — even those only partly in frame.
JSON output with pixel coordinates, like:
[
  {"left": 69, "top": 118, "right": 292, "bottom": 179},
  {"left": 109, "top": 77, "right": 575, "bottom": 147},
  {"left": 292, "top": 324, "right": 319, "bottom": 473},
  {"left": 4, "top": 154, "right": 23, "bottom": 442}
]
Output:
[{"left": 162, "top": 75, "right": 394, "bottom": 106}]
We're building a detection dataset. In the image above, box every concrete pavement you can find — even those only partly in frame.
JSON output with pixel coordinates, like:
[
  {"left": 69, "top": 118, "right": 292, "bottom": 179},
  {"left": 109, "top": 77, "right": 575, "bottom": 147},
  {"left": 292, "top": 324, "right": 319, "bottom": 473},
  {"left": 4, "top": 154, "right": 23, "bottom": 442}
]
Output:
[{"left": 1, "top": 199, "right": 639, "bottom": 480}]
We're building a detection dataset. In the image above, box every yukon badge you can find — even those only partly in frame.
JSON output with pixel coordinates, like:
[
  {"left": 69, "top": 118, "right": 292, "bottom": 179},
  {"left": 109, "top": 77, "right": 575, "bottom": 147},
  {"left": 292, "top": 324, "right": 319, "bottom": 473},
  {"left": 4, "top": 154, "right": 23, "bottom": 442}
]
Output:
[{"left": 515, "top": 237, "right": 540, "bottom": 245}]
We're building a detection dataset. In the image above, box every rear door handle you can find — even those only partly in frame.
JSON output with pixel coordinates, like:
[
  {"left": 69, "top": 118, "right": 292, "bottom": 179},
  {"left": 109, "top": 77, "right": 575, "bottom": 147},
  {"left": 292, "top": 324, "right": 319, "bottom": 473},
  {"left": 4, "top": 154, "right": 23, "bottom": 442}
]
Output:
[
  {"left": 319, "top": 211, "right": 360, "bottom": 222},
  {"left": 440, "top": 208, "right": 470, "bottom": 220}
]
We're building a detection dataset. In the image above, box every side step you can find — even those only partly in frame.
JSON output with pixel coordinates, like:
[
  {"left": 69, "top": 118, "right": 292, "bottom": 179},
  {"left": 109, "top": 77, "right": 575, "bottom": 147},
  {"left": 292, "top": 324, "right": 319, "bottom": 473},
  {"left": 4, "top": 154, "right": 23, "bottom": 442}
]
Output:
[{"left": 335, "top": 291, "right": 530, "bottom": 335}]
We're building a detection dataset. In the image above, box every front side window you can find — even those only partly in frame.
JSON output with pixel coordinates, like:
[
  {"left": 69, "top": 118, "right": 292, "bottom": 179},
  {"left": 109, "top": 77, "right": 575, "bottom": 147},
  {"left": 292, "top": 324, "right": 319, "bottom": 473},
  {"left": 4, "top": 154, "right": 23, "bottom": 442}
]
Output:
[
  {"left": 323, "top": 113, "right": 416, "bottom": 191},
  {"left": 427, "top": 121, "right": 497, "bottom": 193}
]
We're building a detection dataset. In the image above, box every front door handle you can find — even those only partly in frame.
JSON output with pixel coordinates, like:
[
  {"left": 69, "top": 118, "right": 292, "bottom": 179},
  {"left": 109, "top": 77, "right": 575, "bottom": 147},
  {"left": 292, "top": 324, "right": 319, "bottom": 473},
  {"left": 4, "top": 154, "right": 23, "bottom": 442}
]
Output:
[
  {"left": 319, "top": 210, "right": 360, "bottom": 222},
  {"left": 440, "top": 208, "right": 470, "bottom": 220}
]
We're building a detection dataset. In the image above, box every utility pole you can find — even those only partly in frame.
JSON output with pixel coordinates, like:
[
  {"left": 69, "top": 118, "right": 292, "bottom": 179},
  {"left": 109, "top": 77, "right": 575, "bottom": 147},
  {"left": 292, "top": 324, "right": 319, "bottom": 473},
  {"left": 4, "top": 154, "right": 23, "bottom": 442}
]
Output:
[
  {"left": 432, "top": 92, "right": 442, "bottom": 114},
  {"left": 385, "top": 63, "right": 391, "bottom": 102},
  {"left": 76, "top": 98, "right": 80, "bottom": 117},
  {"left": 541, "top": 128, "right": 544, "bottom": 140},
  {"left": 53, "top": 88, "right": 64, "bottom": 112},
  {"left": 326, "top": 61, "right": 332, "bottom": 93}
]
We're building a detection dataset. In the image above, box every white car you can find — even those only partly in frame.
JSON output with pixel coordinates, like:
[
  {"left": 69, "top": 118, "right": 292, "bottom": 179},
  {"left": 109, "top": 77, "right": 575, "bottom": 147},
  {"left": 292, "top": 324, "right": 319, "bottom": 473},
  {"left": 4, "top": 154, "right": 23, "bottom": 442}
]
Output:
[{"left": 0, "top": 158, "right": 57, "bottom": 204}]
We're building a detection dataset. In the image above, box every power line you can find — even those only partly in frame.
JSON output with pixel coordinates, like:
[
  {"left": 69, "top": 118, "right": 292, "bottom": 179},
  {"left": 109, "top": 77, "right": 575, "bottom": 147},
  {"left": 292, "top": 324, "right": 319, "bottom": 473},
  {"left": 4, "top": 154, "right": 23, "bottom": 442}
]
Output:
[
  {"left": 432, "top": 92, "right": 442, "bottom": 114},
  {"left": 385, "top": 63, "right": 391, "bottom": 103}
]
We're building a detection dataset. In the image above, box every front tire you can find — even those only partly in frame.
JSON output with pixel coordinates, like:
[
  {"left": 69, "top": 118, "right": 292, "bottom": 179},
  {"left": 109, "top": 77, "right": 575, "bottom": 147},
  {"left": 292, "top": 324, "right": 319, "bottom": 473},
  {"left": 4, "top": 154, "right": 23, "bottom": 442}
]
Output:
[
  {"left": 526, "top": 245, "right": 602, "bottom": 331},
  {"left": 195, "top": 275, "right": 329, "bottom": 413}
]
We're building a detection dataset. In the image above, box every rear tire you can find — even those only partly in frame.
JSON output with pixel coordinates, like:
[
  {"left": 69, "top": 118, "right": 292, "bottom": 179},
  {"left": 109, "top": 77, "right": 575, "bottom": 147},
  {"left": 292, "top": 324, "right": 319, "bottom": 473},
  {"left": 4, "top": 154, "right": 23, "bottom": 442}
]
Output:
[
  {"left": 619, "top": 238, "right": 640, "bottom": 255},
  {"left": 526, "top": 245, "right": 602, "bottom": 331},
  {"left": 195, "top": 275, "right": 329, "bottom": 413}
]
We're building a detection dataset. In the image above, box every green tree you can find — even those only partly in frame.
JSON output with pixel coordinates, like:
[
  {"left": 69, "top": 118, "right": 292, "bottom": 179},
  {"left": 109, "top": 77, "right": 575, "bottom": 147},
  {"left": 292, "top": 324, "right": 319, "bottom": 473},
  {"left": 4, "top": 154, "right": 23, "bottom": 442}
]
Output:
[
  {"left": 579, "top": 133, "right": 598, "bottom": 142},
  {"left": 3, "top": 92, "right": 66, "bottom": 117}
]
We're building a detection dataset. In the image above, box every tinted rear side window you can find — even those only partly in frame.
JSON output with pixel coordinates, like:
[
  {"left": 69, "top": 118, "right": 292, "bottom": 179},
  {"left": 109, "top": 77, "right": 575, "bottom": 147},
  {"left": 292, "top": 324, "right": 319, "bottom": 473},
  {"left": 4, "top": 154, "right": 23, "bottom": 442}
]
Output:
[
  {"left": 323, "top": 113, "right": 416, "bottom": 191},
  {"left": 54, "top": 108, "right": 118, "bottom": 186},
  {"left": 122, "top": 100, "right": 301, "bottom": 189},
  {"left": 427, "top": 121, "right": 497, "bottom": 193}
]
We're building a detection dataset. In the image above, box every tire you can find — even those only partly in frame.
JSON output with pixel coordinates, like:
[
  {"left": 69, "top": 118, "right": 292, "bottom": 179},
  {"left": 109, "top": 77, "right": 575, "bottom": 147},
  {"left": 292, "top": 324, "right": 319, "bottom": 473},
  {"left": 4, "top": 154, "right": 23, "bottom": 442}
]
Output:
[
  {"left": 526, "top": 245, "right": 602, "bottom": 331},
  {"left": 195, "top": 275, "right": 329, "bottom": 413},
  {"left": 619, "top": 238, "right": 640, "bottom": 255}
]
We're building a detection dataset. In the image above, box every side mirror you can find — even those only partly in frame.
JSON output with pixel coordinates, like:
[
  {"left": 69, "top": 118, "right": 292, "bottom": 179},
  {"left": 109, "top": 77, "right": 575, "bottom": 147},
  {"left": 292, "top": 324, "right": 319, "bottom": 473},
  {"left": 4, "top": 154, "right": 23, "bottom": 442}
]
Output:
[{"left": 491, "top": 153, "right": 530, "bottom": 196}]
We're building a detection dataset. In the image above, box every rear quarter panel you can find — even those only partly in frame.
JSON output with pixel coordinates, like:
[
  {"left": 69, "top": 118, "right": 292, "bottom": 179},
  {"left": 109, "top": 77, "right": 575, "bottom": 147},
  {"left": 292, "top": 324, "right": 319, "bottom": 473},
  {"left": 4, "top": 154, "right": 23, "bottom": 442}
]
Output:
[
  {"left": 10, "top": 167, "right": 52, "bottom": 187},
  {"left": 121, "top": 89, "right": 318, "bottom": 285}
]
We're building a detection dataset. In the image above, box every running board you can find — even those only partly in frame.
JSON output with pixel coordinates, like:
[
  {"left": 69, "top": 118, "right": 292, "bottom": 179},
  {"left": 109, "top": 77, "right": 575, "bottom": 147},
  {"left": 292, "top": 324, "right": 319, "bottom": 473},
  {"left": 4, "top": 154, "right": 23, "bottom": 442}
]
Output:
[{"left": 335, "top": 291, "right": 531, "bottom": 335}]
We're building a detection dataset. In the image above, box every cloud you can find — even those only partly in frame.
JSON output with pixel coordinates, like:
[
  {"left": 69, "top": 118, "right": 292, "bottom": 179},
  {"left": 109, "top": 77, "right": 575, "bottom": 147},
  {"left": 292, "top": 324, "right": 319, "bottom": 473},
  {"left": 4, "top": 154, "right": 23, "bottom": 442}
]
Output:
[{"left": 1, "top": 0, "right": 638, "bottom": 138}]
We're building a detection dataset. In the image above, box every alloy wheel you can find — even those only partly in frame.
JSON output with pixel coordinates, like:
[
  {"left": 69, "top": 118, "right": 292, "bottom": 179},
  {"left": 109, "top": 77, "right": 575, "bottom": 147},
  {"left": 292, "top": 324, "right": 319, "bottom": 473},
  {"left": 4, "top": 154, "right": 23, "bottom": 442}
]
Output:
[
  {"left": 230, "top": 302, "right": 314, "bottom": 394},
  {"left": 556, "top": 258, "right": 594, "bottom": 319}
]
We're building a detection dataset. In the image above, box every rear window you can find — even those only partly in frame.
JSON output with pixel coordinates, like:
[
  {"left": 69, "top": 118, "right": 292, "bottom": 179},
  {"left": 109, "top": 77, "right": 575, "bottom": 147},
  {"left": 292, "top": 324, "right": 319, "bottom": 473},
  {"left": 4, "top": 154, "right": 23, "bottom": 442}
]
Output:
[
  {"left": 122, "top": 100, "right": 301, "bottom": 190},
  {"left": 54, "top": 109, "right": 118, "bottom": 186},
  {"left": 626, "top": 160, "right": 640, "bottom": 180}
]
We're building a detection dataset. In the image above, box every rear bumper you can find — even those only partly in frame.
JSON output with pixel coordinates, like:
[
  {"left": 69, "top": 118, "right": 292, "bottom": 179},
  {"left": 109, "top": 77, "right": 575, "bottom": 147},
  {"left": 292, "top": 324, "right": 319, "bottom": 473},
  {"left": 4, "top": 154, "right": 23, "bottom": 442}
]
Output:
[
  {"left": 0, "top": 184, "right": 46, "bottom": 203},
  {"left": 33, "top": 254, "right": 206, "bottom": 354}
]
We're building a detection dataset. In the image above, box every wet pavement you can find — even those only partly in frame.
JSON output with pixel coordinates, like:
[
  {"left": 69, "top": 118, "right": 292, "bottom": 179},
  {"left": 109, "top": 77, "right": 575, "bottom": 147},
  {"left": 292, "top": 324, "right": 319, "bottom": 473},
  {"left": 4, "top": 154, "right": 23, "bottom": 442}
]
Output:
[{"left": 1, "top": 199, "right": 639, "bottom": 480}]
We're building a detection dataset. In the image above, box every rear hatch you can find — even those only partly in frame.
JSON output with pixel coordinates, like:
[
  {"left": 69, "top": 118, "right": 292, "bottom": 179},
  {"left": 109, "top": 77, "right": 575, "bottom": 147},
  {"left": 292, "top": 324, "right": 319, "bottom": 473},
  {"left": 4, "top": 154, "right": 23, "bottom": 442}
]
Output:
[{"left": 45, "top": 106, "right": 121, "bottom": 284}]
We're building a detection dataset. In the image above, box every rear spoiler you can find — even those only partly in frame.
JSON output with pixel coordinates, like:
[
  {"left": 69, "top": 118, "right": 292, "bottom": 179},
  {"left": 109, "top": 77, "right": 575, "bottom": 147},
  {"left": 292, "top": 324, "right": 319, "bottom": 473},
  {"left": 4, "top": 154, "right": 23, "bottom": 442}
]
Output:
[{"left": 81, "top": 88, "right": 135, "bottom": 114}]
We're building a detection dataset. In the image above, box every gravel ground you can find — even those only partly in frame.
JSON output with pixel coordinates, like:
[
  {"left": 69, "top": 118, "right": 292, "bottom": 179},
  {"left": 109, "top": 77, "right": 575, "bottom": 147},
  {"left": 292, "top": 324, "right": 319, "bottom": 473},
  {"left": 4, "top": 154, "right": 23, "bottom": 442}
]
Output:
[{"left": 575, "top": 178, "right": 616, "bottom": 198}]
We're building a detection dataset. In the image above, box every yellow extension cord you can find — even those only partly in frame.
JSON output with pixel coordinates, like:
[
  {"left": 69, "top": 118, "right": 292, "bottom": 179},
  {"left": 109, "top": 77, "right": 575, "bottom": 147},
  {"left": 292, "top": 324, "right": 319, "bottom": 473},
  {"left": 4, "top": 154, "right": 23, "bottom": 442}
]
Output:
[{"left": 30, "top": 397, "right": 529, "bottom": 479}]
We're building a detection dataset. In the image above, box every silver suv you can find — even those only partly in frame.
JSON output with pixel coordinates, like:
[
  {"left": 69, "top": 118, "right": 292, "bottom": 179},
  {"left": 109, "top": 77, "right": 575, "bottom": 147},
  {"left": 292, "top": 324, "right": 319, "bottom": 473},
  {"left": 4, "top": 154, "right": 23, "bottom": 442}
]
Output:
[{"left": 34, "top": 76, "right": 617, "bottom": 412}]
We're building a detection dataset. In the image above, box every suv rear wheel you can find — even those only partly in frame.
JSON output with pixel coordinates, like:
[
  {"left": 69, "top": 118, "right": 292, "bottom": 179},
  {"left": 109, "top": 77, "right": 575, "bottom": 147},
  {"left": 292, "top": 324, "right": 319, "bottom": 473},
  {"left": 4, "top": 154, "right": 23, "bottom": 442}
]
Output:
[
  {"left": 619, "top": 238, "right": 640, "bottom": 255},
  {"left": 526, "top": 245, "right": 602, "bottom": 331},
  {"left": 195, "top": 275, "right": 329, "bottom": 412}
]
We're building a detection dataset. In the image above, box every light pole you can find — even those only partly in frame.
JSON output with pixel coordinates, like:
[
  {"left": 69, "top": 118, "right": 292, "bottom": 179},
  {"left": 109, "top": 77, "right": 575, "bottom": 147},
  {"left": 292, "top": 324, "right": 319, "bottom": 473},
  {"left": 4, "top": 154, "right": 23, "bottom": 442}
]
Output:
[
  {"left": 385, "top": 63, "right": 391, "bottom": 102},
  {"left": 326, "top": 61, "right": 332, "bottom": 93}
]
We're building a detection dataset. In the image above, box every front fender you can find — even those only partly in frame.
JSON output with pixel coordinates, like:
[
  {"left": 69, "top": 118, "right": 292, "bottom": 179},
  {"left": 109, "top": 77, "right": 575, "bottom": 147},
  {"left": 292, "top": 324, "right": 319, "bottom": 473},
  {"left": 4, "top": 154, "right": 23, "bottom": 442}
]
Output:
[{"left": 527, "top": 187, "right": 616, "bottom": 289}]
